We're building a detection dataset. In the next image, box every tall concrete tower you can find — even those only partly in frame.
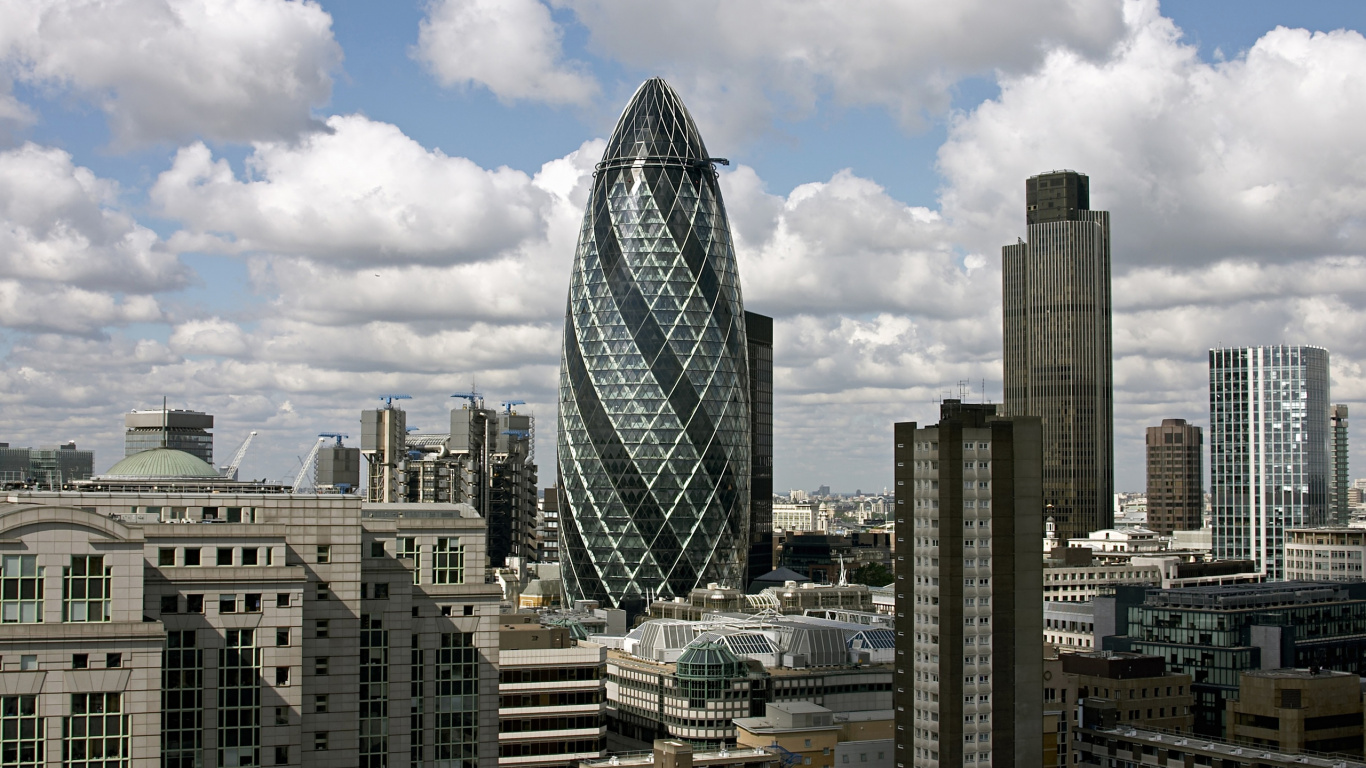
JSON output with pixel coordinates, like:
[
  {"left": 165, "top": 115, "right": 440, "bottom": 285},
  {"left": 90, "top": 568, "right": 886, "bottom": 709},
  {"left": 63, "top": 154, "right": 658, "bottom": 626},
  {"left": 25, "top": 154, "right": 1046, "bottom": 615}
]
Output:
[
  {"left": 1002, "top": 170, "right": 1114, "bottom": 541},
  {"left": 557, "top": 78, "right": 750, "bottom": 614}
]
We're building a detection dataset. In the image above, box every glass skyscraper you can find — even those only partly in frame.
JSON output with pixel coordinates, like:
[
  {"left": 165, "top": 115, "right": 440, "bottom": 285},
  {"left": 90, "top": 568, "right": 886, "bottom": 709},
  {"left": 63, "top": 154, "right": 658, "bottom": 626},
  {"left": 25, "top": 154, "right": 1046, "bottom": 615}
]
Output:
[
  {"left": 1210, "top": 345, "right": 1331, "bottom": 579},
  {"left": 557, "top": 78, "right": 750, "bottom": 613}
]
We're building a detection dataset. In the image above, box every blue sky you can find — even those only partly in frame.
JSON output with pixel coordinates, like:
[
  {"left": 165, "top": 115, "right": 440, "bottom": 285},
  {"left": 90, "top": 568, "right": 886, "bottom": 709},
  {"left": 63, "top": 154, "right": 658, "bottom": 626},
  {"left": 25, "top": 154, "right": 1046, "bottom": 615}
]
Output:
[{"left": 3, "top": 0, "right": 1366, "bottom": 495}]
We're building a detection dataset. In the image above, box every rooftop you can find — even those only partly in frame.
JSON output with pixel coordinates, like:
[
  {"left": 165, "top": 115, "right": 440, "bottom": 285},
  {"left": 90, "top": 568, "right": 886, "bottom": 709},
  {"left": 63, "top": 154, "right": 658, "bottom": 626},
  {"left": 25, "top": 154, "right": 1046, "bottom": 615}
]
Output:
[{"left": 101, "top": 448, "right": 222, "bottom": 479}]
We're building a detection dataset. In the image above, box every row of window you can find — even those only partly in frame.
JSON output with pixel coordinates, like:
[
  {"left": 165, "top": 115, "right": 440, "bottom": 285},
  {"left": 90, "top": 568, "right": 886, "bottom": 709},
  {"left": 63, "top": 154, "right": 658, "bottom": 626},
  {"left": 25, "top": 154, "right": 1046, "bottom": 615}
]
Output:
[{"left": 0, "top": 555, "right": 109, "bottom": 624}]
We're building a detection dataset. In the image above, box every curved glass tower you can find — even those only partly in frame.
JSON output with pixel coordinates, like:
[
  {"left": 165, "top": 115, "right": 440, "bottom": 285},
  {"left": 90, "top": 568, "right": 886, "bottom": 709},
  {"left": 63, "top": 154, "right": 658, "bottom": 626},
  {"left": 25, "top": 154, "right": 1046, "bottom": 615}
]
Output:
[{"left": 558, "top": 78, "right": 750, "bottom": 612}]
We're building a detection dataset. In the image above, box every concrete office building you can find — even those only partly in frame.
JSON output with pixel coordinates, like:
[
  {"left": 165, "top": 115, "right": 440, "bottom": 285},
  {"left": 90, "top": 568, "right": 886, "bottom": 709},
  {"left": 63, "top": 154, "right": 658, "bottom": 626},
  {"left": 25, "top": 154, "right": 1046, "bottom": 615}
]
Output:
[
  {"left": 496, "top": 615, "right": 607, "bottom": 767},
  {"left": 0, "top": 447, "right": 503, "bottom": 768},
  {"left": 1332, "top": 405, "right": 1350, "bottom": 525},
  {"left": 1075, "top": 709, "right": 1366, "bottom": 768},
  {"left": 1002, "top": 170, "right": 1114, "bottom": 540},
  {"left": 1063, "top": 651, "right": 1194, "bottom": 733},
  {"left": 1228, "top": 668, "right": 1363, "bottom": 757},
  {"left": 125, "top": 407, "right": 215, "bottom": 465},
  {"left": 0, "top": 441, "right": 94, "bottom": 488},
  {"left": 734, "top": 702, "right": 893, "bottom": 768},
  {"left": 1210, "top": 346, "right": 1331, "bottom": 579},
  {"left": 557, "top": 78, "right": 750, "bottom": 614},
  {"left": 1098, "top": 582, "right": 1366, "bottom": 738},
  {"left": 747, "top": 310, "right": 775, "bottom": 590},
  {"left": 893, "top": 400, "right": 1044, "bottom": 768},
  {"left": 1145, "top": 419, "right": 1203, "bottom": 534},
  {"left": 582, "top": 740, "right": 780, "bottom": 768},
  {"left": 537, "top": 488, "right": 561, "bottom": 564},
  {"left": 1285, "top": 527, "right": 1366, "bottom": 581}
]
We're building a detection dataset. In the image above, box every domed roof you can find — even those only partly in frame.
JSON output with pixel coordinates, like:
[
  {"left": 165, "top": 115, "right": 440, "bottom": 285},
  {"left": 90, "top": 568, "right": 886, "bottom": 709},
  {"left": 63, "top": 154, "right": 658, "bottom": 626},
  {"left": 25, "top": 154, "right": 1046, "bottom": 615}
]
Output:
[
  {"left": 675, "top": 640, "right": 747, "bottom": 679},
  {"left": 601, "top": 77, "right": 710, "bottom": 166},
  {"left": 102, "top": 448, "right": 222, "bottom": 479}
]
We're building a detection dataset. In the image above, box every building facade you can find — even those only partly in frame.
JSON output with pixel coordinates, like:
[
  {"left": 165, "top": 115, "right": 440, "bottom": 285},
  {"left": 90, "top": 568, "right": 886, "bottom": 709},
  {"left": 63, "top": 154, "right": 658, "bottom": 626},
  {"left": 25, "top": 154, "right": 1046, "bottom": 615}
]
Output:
[
  {"left": 1210, "top": 346, "right": 1331, "bottom": 579},
  {"left": 557, "top": 77, "right": 750, "bottom": 614},
  {"left": 125, "top": 408, "right": 215, "bottom": 465},
  {"left": 1228, "top": 668, "right": 1363, "bottom": 757},
  {"left": 537, "top": 488, "right": 561, "bottom": 564},
  {"left": 1002, "top": 170, "right": 1114, "bottom": 541},
  {"left": 0, "top": 441, "right": 94, "bottom": 488},
  {"left": 0, "top": 463, "right": 504, "bottom": 768},
  {"left": 1284, "top": 527, "right": 1366, "bottom": 581},
  {"left": 1332, "top": 405, "right": 1350, "bottom": 525},
  {"left": 893, "top": 401, "right": 1044, "bottom": 768},
  {"left": 746, "top": 311, "right": 775, "bottom": 590},
  {"left": 496, "top": 617, "right": 606, "bottom": 767},
  {"left": 1145, "top": 419, "right": 1203, "bottom": 534}
]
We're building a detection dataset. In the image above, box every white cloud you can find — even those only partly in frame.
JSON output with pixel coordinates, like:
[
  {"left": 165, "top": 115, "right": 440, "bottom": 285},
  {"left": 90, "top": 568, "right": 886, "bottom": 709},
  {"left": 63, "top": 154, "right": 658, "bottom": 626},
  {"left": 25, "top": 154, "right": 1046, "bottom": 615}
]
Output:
[
  {"left": 415, "top": 0, "right": 598, "bottom": 106},
  {"left": 0, "top": 281, "right": 161, "bottom": 334},
  {"left": 154, "top": 115, "right": 562, "bottom": 269},
  {"left": 0, "top": 143, "right": 186, "bottom": 293},
  {"left": 169, "top": 318, "right": 251, "bottom": 358},
  {"left": 0, "top": 0, "right": 341, "bottom": 145},
  {"left": 553, "top": 0, "right": 1127, "bottom": 142}
]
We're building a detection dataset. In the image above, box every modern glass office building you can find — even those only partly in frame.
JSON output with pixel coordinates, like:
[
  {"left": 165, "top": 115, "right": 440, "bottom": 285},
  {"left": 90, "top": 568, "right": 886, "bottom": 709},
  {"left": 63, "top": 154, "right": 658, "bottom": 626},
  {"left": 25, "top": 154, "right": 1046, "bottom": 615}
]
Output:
[
  {"left": 557, "top": 78, "right": 750, "bottom": 613},
  {"left": 1210, "top": 345, "right": 1331, "bottom": 579}
]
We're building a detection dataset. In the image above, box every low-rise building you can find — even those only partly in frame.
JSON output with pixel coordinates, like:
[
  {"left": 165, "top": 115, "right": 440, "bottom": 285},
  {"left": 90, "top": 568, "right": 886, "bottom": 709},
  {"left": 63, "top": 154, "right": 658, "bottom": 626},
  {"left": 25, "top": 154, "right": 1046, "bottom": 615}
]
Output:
[
  {"left": 580, "top": 739, "right": 780, "bottom": 768},
  {"left": 1076, "top": 709, "right": 1366, "bottom": 768},
  {"left": 734, "top": 703, "right": 893, "bottom": 768},
  {"left": 1064, "top": 651, "right": 1194, "bottom": 733},
  {"left": 1285, "top": 528, "right": 1366, "bottom": 582},
  {"left": 648, "top": 582, "right": 876, "bottom": 620},
  {"left": 1228, "top": 669, "right": 1363, "bottom": 757},
  {"left": 498, "top": 615, "right": 607, "bottom": 767},
  {"left": 1045, "top": 601, "right": 1096, "bottom": 649}
]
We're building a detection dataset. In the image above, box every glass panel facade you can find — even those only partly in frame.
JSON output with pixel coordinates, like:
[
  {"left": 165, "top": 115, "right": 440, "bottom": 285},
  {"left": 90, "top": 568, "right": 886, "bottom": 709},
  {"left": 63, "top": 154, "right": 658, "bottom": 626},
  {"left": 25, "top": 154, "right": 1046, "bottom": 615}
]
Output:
[
  {"left": 1, "top": 555, "right": 43, "bottom": 623},
  {"left": 163, "top": 630, "right": 203, "bottom": 768},
  {"left": 218, "top": 629, "right": 260, "bottom": 768},
  {"left": 558, "top": 77, "right": 750, "bottom": 611},
  {"left": 1, "top": 695, "right": 42, "bottom": 767},
  {"left": 432, "top": 538, "right": 464, "bottom": 585},
  {"left": 62, "top": 555, "right": 110, "bottom": 623},
  {"left": 360, "top": 615, "right": 389, "bottom": 767},
  {"left": 63, "top": 693, "right": 127, "bottom": 767},
  {"left": 1210, "top": 346, "right": 1330, "bottom": 578},
  {"left": 435, "top": 632, "right": 478, "bottom": 768}
]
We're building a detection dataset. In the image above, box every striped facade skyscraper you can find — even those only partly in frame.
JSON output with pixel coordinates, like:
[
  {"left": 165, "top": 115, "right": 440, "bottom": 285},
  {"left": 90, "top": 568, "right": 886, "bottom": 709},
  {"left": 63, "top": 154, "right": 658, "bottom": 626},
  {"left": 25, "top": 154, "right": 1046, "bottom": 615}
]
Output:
[
  {"left": 1002, "top": 170, "right": 1114, "bottom": 541},
  {"left": 557, "top": 78, "right": 750, "bottom": 614},
  {"left": 1210, "top": 345, "right": 1331, "bottom": 579}
]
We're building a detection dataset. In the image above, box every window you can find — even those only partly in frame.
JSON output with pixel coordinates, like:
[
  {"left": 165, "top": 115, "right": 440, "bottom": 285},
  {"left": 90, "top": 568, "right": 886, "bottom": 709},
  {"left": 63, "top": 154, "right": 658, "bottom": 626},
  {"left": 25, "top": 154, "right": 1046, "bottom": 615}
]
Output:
[
  {"left": 186, "top": 594, "right": 204, "bottom": 614},
  {"left": 274, "top": 707, "right": 288, "bottom": 726},
  {"left": 1, "top": 555, "right": 44, "bottom": 624},
  {"left": 106, "top": 653, "right": 121, "bottom": 669},
  {"left": 316, "top": 620, "right": 330, "bottom": 638},
  {"left": 316, "top": 546, "right": 331, "bottom": 564},
  {"left": 399, "top": 538, "right": 420, "bottom": 585},
  {"left": 432, "top": 538, "right": 465, "bottom": 584},
  {"left": 219, "top": 630, "right": 260, "bottom": 768},
  {"left": 67, "top": 693, "right": 127, "bottom": 766},
  {"left": 241, "top": 548, "right": 259, "bottom": 566},
  {"left": 315, "top": 694, "right": 328, "bottom": 713},
  {"left": 245, "top": 594, "right": 262, "bottom": 613},
  {"left": 219, "top": 595, "right": 237, "bottom": 614},
  {"left": 275, "top": 746, "right": 289, "bottom": 765},
  {"left": 72, "top": 654, "right": 88, "bottom": 669},
  {"left": 0, "top": 694, "right": 41, "bottom": 767},
  {"left": 370, "top": 541, "right": 386, "bottom": 558},
  {"left": 161, "top": 595, "right": 178, "bottom": 614},
  {"left": 275, "top": 667, "right": 290, "bottom": 686},
  {"left": 276, "top": 628, "right": 289, "bottom": 647},
  {"left": 315, "top": 657, "right": 329, "bottom": 675},
  {"left": 158, "top": 548, "right": 175, "bottom": 566},
  {"left": 374, "top": 583, "right": 389, "bottom": 600},
  {"left": 276, "top": 593, "right": 290, "bottom": 608},
  {"left": 184, "top": 548, "right": 201, "bottom": 567},
  {"left": 317, "top": 582, "right": 329, "bottom": 600},
  {"left": 217, "top": 548, "right": 233, "bottom": 566},
  {"left": 62, "top": 556, "right": 110, "bottom": 623},
  {"left": 315, "top": 732, "right": 329, "bottom": 751},
  {"left": 19, "top": 656, "right": 35, "bottom": 671}
]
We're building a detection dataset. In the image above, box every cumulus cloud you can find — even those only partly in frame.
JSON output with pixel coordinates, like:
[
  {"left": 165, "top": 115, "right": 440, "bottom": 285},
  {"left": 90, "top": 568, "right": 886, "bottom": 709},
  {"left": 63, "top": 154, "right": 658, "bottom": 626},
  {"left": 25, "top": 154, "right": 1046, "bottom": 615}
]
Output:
[
  {"left": 0, "top": 0, "right": 341, "bottom": 145},
  {"left": 154, "top": 115, "right": 561, "bottom": 268},
  {"left": 415, "top": 0, "right": 598, "bottom": 106},
  {"left": 0, "top": 143, "right": 187, "bottom": 293},
  {"left": 939, "top": 0, "right": 1366, "bottom": 265}
]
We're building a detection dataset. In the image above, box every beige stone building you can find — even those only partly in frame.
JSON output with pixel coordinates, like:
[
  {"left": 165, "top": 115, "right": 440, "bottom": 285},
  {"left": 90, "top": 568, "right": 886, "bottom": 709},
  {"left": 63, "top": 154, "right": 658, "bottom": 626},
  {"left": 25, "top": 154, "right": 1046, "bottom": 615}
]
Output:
[
  {"left": 0, "top": 446, "right": 503, "bottom": 768},
  {"left": 1228, "top": 668, "right": 1363, "bottom": 757}
]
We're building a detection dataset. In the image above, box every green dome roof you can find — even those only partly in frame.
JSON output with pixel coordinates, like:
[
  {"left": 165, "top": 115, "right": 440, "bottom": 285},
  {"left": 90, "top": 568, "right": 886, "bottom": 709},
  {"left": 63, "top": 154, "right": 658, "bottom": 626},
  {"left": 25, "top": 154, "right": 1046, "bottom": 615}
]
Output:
[{"left": 102, "top": 448, "right": 222, "bottom": 479}]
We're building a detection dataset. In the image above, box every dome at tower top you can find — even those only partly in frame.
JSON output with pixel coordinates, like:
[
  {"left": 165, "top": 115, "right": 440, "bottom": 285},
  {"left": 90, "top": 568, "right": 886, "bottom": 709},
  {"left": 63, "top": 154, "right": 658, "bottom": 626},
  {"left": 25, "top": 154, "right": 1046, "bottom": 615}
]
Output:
[
  {"left": 101, "top": 448, "right": 221, "bottom": 479},
  {"left": 601, "top": 77, "right": 711, "bottom": 165}
]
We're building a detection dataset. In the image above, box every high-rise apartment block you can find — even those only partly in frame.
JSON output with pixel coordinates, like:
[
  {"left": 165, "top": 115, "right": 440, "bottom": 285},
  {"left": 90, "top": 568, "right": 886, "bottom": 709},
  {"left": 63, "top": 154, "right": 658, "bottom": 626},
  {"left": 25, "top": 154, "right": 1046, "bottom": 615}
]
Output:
[
  {"left": 1002, "top": 170, "right": 1114, "bottom": 541},
  {"left": 1145, "top": 419, "right": 1203, "bottom": 534},
  {"left": 1332, "top": 404, "right": 1350, "bottom": 525},
  {"left": 125, "top": 408, "right": 214, "bottom": 464},
  {"left": 893, "top": 401, "right": 1043, "bottom": 768},
  {"left": 1210, "top": 346, "right": 1331, "bottom": 579},
  {"left": 558, "top": 78, "right": 750, "bottom": 614},
  {"left": 747, "top": 310, "right": 775, "bottom": 588}
]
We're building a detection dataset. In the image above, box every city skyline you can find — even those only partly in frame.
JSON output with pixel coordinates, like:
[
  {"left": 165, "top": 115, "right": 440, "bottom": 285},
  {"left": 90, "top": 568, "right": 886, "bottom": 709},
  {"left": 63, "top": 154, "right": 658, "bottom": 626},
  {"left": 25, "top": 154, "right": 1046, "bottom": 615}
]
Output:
[{"left": 3, "top": 2, "right": 1366, "bottom": 494}]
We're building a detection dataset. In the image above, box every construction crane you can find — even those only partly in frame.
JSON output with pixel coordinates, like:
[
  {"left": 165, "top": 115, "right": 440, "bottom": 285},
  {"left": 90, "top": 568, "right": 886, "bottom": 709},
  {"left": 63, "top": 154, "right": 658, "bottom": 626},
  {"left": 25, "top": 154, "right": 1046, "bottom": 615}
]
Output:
[
  {"left": 451, "top": 391, "right": 484, "bottom": 409},
  {"left": 292, "top": 437, "right": 327, "bottom": 491},
  {"left": 377, "top": 394, "right": 411, "bottom": 408},
  {"left": 501, "top": 400, "right": 525, "bottom": 413},
  {"left": 318, "top": 432, "right": 348, "bottom": 446},
  {"left": 219, "top": 430, "right": 258, "bottom": 480}
]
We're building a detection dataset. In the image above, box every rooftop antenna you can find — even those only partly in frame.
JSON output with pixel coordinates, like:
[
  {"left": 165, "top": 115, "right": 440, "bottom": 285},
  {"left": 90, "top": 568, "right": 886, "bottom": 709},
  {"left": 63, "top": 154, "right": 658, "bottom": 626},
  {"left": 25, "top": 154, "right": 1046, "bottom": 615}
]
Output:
[{"left": 958, "top": 380, "right": 970, "bottom": 400}]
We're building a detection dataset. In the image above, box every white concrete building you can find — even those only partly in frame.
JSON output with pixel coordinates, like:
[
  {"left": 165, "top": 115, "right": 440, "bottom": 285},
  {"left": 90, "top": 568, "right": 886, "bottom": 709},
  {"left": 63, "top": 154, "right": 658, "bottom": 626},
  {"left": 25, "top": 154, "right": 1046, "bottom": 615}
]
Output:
[{"left": 1285, "top": 527, "right": 1366, "bottom": 581}]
